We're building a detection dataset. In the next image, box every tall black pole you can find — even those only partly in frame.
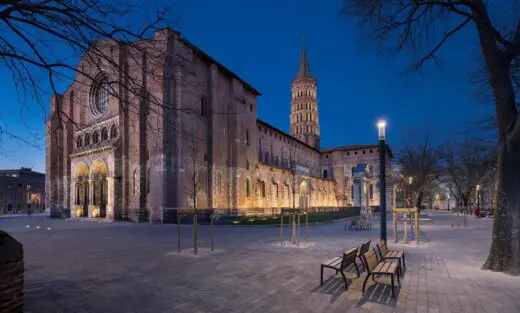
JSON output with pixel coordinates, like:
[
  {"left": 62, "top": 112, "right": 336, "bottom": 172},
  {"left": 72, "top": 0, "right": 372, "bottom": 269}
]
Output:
[{"left": 379, "top": 139, "right": 387, "bottom": 242}]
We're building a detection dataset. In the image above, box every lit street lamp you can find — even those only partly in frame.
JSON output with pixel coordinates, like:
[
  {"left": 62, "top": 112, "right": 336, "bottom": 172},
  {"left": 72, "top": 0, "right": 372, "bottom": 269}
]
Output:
[{"left": 377, "top": 119, "right": 387, "bottom": 242}]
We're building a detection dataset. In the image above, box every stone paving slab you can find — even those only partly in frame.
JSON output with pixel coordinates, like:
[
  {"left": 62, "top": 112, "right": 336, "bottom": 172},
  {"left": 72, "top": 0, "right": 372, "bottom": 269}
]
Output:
[{"left": 1, "top": 212, "right": 519, "bottom": 312}]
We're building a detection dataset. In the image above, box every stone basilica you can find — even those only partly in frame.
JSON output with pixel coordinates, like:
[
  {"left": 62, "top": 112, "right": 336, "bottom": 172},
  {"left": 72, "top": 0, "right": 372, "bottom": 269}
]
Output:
[{"left": 46, "top": 28, "right": 393, "bottom": 221}]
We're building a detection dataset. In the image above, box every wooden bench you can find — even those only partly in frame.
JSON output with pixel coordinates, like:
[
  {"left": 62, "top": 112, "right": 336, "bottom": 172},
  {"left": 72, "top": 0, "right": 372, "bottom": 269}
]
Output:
[
  {"left": 346, "top": 220, "right": 357, "bottom": 231},
  {"left": 345, "top": 220, "right": 372, "bottom": 231},
  {"left": 320, "top": 247, "right": 359, "bottom": 290},
  {"left": 354, "top": 240, "right": 371, "bottom": 275},
  {"left": 376, "top": 240, "right": 406, "bottom": 270},
  {"left": 361, "top": 249, "right": 401, "bottom": 298}
]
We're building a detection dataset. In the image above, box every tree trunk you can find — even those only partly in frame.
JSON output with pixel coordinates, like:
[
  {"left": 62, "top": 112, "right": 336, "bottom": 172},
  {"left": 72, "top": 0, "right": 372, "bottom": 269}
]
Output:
[
  {"left": 472, "top": 1, "right": 520, "bottom": 274},
  {"left": 416, "top": 191, "right": 423, "bottom": 213},
  {"left": 483, "top": 139, "right": 520, "bottom": 274}
]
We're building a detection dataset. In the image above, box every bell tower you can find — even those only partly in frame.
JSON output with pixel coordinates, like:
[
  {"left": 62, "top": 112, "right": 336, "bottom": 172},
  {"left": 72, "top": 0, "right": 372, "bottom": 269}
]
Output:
[{"left": 290, "top": 43, "right": 320, "bottom": 148}]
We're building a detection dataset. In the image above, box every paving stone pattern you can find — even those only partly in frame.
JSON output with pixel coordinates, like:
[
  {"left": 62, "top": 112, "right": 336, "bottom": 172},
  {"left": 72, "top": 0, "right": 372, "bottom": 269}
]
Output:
[{"left": 1, "top": 212, "right": 519, "bottom": 313}]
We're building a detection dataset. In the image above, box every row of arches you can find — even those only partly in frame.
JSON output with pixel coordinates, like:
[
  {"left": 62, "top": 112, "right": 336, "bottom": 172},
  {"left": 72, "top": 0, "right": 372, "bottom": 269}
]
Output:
[
  {"left": 294, "top": 125, "right": 317, "bottom": 135},
  {"left": 76, "top": 124, "right": 119, "bottom": 149},
  {"left": 74, "top": 160, "right": 109, "bottom": 218},
  {"left": 295, "top": 113, "right": 315, "bottom": 123},
  {"left": 245, "top": 176, "right": 335, "bottom": 199},
  {"left": 294, "top": 89, "right": 316, "bottom": 98},
  {"left": 295, "top": 102, "right": 314, "bottom": 110}
]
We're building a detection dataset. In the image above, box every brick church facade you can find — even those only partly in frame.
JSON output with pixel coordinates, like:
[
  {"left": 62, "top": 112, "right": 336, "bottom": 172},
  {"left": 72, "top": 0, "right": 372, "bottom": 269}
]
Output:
[{"left": 45, "top": 28, "right": 393, "bottom": 221}]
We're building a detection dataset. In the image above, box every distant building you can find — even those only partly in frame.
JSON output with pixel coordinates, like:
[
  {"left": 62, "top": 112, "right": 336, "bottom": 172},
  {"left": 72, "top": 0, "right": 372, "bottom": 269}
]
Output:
[
  {"left": 46, "top": 29, "right": 393, "bottom": 221},
  {"left": 0, "top": 168, "right": 45, "bottom": 215}
]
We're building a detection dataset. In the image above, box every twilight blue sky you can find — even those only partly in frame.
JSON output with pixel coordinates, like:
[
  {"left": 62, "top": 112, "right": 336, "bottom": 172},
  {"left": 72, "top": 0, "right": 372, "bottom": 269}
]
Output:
[{"left": 0, "top": 0, "right": 493, "bottom": 173}]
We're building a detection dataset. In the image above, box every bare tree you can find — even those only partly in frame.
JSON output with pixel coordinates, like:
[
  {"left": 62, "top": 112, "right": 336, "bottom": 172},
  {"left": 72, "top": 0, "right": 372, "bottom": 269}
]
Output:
[
  {"left": 182, "top": 130, "right": 206, "bottom": 213},
  {"left": 395, "top": 136, "right": 440, "bottom": 211},
  {"left": 286, "top": 146, "right": 305, "bottom": 210},
  {"left": 440, "top": 138, "right": 495, "bottom": 218},
  {"left": 181, "top": 129, "right": 207, "bottom": 255},
  {"left": 0, "top": 0, "right": 180, "bottom": 146},
  {"left": 343, "top": 0, "right": 520, "bottom": 274},
  {"left": 283, "top": 145, "right": 305, "bottom": 244}
]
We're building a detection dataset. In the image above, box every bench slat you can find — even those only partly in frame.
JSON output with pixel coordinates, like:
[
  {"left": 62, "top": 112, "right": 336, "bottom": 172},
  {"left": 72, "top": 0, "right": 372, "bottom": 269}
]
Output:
[
  {"left": 373, "top": 261, "right": 397, "bottom": 274},
  {"left": 387, "top": 250, "right": 404, "bottom": 258},
  {"left": 322, "top": 257, "right": 342, "bottom": 267}
]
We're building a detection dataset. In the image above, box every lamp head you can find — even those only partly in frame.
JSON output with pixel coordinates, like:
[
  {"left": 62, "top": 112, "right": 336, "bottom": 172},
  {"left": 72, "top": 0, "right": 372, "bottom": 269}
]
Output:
[{"left": 377, "top": 119, "right": 386, "bottom": 140}]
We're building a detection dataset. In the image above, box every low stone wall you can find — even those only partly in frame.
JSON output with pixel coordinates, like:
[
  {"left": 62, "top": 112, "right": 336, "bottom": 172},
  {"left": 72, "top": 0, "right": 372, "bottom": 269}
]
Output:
[{"left": 0, "top": 230, "right": 24, "bottom": 313}]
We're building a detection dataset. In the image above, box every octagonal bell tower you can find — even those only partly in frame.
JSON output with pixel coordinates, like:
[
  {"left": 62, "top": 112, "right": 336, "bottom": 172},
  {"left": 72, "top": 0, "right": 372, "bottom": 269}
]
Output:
[{"left": 290, "top": 43, "right": 320, "bottom": 148}]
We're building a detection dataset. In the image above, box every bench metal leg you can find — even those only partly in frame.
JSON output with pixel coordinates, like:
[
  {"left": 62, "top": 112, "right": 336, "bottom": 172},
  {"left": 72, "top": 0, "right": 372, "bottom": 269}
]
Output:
[
  {"left": 320, "top": 265, "right": 324, "bottom": 286},
  {"left": 402, "top": 254, "right": 406, "bottom": 268},
  {"left": 357, "top": 256, "right": 365, "bottom": 271},
  {"left": 339, "top": 270, "right": 349, "bottom": 290},
  {"left": 397, "top": 272, "right": 401, "bottom": 286},
  {"left": 353, "top": 261, "right": 361, "bottom": 277},
  {"left": 391, "top": 275, "right": 395, "bottom": 298},
  {"left": 362, "top": 273, "right": 371, "bottom": 292}
]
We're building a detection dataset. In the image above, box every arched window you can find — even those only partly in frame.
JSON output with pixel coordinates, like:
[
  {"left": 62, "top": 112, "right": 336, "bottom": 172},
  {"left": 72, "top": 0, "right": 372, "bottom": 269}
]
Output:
[
  {"left": 264, "top": 151, "right": 270, "bottom": 164},
  {"left": 216, "top": 172, "right": 223, "bottom": 195},
  {"left": 200, "top": 95, "right": 207, "bottom": 117},
  {"left": 259, "top": 181, "right": 266, "bottom": 197},
  {"left": 351, "top": 185, "right": 354, "bottom": 200},
  {"left": 84, "top": 133, "right": 91, "bottom": 145},
  {"left": 370, "top": 184, "right": 374, "bottom": 200},
  {"left": 110, "top": 125, "right": 119, "bottom": 138},
  {"left": 133, "top": 168, "right": 139, "bottom": 195},
  {"left": 90, "top": 73, "right": 109, "bottom": 117},
  {"left": 93, "top": 131, "right": 100, "bottom": 144},
  {"left": 246, "top": 178, "right": 251, "bottom": 198},
  {"left": 76, "top": 136, "right": 83, "bottom": 148},
  {"left": 198, "top": 169, "right": 207, "bottom": 191},
  {"left": 323, "top": 169, "right": 328, "bottom": 179},
  {"left": 101, "top": 127, "right": 108, "bottom": 141},
  {"left": 274, "top": 183, "right": 279, "bottom": 199}
]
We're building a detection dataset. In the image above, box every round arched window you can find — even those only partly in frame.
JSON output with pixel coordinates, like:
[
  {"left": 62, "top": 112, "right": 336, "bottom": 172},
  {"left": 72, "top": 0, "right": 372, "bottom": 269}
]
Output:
[
  {"left": 84, "top": 133, "right": 91, "bottom": 145},
  {"left": 110, "top": 125, "right": 119, "bottom": 138},
  {"left": 76, "top": 136, "right": 83, "bottom": 148},
  {"left": 93, "top": 131, "right": 99, "bottom": 144},
  {"left": 90, "top": 73, "right": 109, "bottom": 117},
  {"left": 101, "top": 127, "right": 108, "bottom": 141}
]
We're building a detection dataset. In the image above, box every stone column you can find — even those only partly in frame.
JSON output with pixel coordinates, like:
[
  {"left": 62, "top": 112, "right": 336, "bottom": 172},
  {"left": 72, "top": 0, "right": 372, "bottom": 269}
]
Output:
[
  {"left": 106, "top": 176, "right": 114, "bottom": 221},
  {"left": 88, "top": 179, "right": 94, "bottom": 218},
  {"left": 70, "top": 181, "right": 76, "bottom": 217}
]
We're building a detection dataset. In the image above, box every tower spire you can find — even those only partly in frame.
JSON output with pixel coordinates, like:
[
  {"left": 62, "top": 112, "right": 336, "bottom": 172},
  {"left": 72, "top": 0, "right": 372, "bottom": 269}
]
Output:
[
  {"left": 296, "top": 39, "right": 312, "bottom": 78},
  {"left": 290, "top": 41, "right": 320, "bottom": 148}
]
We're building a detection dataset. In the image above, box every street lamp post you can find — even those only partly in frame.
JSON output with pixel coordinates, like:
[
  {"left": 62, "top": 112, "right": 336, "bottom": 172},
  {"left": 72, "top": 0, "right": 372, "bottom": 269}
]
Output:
[
  {"left": 476, "top": 184, "right": 481, "bottom": 216},
  {"left": 408, "top": 176, "right": 413, "bottom": 207},
  {"left": 377, "top": 120, "right": 387, "bottom": 242}
]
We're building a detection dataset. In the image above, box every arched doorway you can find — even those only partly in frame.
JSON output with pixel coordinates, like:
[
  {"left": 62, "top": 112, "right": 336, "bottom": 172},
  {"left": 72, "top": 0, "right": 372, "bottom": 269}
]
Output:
[
  {"left": 75, "top": 164, "right": 89, "bottom": 217},
  {"left": 299, "top": 181, "right": 310, "bottom": 209},
  {"left": 91, "top": 159, "right": 108, "bottom": 218}
]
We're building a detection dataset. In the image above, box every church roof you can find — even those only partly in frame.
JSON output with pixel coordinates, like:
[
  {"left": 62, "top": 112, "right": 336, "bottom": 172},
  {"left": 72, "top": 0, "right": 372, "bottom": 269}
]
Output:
[
  {"left": 320, "top": 144, "right": 394, "bottom": 158},
  {"left": 295, "top": 44, "right": 313, "bottom": 79}
]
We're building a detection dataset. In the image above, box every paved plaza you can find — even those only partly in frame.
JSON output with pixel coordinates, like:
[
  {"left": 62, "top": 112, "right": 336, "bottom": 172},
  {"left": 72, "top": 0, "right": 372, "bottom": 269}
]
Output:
[{"left": 2, "top": 212, "right": 520, "bottom": 313}]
